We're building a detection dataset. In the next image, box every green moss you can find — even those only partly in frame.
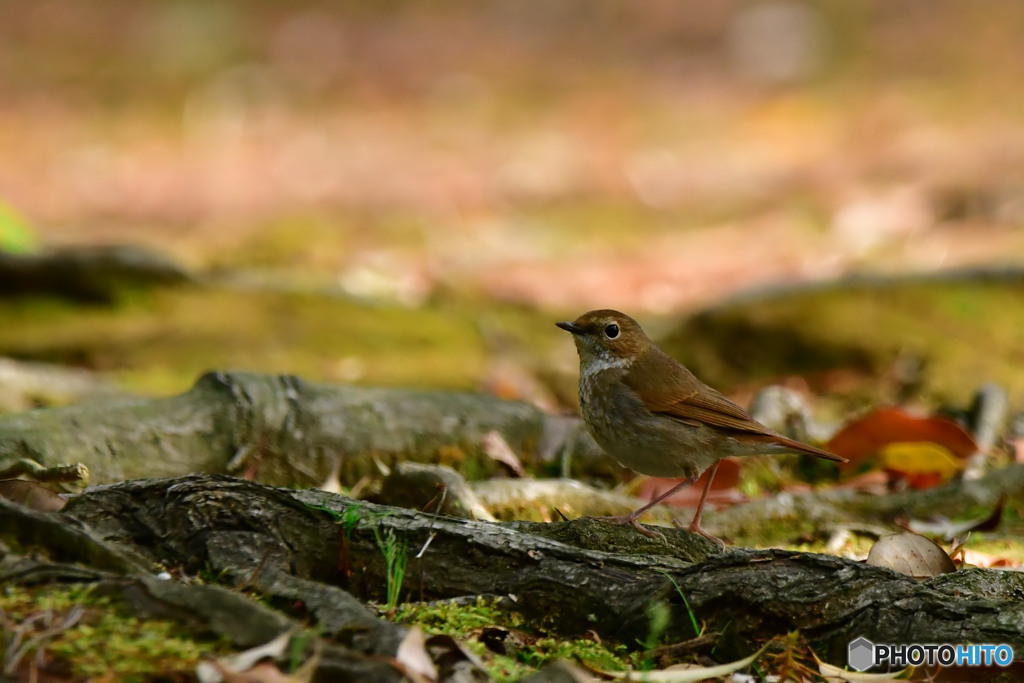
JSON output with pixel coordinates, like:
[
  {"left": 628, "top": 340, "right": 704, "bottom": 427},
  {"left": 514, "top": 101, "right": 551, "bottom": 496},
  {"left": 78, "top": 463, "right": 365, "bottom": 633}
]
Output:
[
  {"left": 727, "top": 512, "right": 825, "bottom": 549},
  {"left": 0, "top": 287, "right": 560, "bottom": 398},
  {"left": 209, "top": 211, "right": 431, "bottom": 273},
  {"left": 660, "top": 275, "right": 1024, "bottom": 406},
  {"left": 395, "top": 597, "right": 518, "bottom": 633},
  {"left": 394, "top": 597, "right": 629, "bottom": 681},
  {"left": 525, "top": 636, "right": 628, "bottom": 672},
  {"left": 514, "top": 200, "right": 674, "bottom": 251},
  {"left": 0, "top": 584, "right": 228, "bottom": 680}
]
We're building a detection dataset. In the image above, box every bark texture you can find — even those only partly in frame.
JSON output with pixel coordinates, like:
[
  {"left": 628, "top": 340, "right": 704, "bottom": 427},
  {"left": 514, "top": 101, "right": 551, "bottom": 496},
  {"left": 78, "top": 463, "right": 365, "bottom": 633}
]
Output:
[
  {"left": 0, "top": 371, "right": 603, "bottom": 486},
  {"left": 60, "top": 475, "right": 1024, "bottom": 666}
]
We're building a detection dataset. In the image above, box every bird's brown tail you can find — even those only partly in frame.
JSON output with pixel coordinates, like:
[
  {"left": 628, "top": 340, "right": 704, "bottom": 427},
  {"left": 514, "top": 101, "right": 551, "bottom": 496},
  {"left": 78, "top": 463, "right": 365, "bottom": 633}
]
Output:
[{"left": 770, "top": 433, "right": 847, "bottom": 462}]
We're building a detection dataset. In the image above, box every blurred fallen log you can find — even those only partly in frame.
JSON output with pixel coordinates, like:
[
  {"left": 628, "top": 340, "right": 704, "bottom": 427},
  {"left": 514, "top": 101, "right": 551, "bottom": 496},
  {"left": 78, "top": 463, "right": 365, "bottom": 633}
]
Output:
[
  {"left": 0, "top": 371, "right": 606, "bottom": 486},
  {"left": 373, "top": 461, "right": 675, "bottom": 525},
  {"left": 379, "top": 462, "right": 497, "bottom": 521},
  {"left": 705, "top": 462, "right": 1024, "bottom": 543},
  {"left": 0, "top": 244, "right": 192, "bottom": 302},
  {"left": 658, "top": 265, "right": 1024, "bottom": 400},
  {"left": 471, "top": 476, "right": 676, "bottom": 524},
  {"left": 0, "top": 357, "right": 120, "bottom": 412}
]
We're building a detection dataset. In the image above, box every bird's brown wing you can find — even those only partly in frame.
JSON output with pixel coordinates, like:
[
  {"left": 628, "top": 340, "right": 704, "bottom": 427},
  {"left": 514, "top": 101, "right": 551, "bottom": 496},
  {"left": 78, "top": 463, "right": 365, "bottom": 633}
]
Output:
[{"left": 623, "top": 350, "right": 845, "bottom": 462}]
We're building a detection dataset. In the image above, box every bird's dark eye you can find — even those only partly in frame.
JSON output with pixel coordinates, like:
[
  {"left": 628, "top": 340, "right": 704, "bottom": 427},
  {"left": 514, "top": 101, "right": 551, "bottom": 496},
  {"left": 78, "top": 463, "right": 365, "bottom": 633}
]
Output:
[{"left": 604, "top": 323, "right": 619, "bottom": 339}]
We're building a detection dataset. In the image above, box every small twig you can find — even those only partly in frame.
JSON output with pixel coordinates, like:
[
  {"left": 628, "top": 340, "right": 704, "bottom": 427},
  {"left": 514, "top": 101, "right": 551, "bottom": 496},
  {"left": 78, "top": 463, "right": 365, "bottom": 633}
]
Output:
[
  {"left": 225, "top": 444, "right": 255, "bottom": 473},
  {"left": 235, "top": 548, "right": 274, "bottom": 591},
  {"left": 416, "top": 484, "right": 447, "bottom": 558},
  {"left": 0, "top": 460, "right": 89, "bottom": 484},
  {"left": 3, "top": 606, "right": 84, "bottom": 676},
  {"left": 415, "top": 532, "right": 437, "bottom": 560},
  {"left": 3, "top": 611, "right": 47, "bottom": 674},
  {"left": 645, "top": 632, "right": 721, "bottom": 661},
  {"left": 420, "top": 483, "right": 447, "bottom": 515}
]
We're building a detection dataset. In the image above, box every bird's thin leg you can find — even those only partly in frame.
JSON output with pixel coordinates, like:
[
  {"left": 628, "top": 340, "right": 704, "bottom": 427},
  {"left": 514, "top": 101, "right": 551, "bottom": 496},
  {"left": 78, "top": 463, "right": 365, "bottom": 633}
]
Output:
[
  {"left": 580, "top": 463, "right": 727, "bottom": 543},
  {"left": 581, "top": 473, "right": 699, "bottom": 540},
  {"left": 687, "top": 461, "right": 724, "bottom": 545},
  {"left": 622, "top": 475, "right": 699, "bottom": 524}
]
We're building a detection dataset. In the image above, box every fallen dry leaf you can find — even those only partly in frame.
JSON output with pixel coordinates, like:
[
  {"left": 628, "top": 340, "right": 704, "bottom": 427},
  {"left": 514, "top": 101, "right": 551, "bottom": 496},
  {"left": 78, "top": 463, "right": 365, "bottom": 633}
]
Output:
[
  {"left": 482, "top": 430, "right": 527, "bottom": 478},
  {"left": 816, "top": 650, "right": 913, "bottom": 681},
  {"left": 866, "top": 532, "right": 956, "bottom": 578},
  {"left": 827, "top": 407, "right": 978, "bottom": 488},
  {"left": 395, "top": 627, "right": 438, "bottom": 683},
  {"left": 424, "top": 634, "right": 490, "bottom": 682},
  {"left": 0, "top": 479, "right": 66, "bottom": 512},
  {"left": 958, "top": 548, "right": 1021, "bottom": 569},
  {"left": 599, "top": 642, "right": 769, "bottom": 681},
  {"left": 196, "top": 628, "right": 319, "bottom": 683}
]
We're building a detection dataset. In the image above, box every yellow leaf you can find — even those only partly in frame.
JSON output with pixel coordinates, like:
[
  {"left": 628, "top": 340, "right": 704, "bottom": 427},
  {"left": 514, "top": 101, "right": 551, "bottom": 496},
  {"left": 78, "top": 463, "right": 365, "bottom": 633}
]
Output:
[{"left": 879, "top": 442, "right": 963, "bottom": 478}]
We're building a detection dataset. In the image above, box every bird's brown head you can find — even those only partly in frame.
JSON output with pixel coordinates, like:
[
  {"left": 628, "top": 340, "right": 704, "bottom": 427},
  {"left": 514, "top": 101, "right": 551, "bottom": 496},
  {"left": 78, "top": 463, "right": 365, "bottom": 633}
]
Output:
[{"left": 556, "top": 309, "right": 652, "bottom": 369}]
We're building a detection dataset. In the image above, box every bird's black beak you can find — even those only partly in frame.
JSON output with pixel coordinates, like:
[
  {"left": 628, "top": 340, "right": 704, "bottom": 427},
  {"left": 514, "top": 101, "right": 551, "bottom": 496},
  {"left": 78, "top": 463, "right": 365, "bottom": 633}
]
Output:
[{"left": 556, "top": 321, "right": 582, "bottom": 334}]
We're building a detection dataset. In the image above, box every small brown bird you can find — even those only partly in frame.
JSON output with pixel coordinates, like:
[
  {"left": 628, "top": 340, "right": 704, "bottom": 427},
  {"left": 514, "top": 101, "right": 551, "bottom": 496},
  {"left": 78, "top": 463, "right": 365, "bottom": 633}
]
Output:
[{"left": 557, "top": 309, "right": 845, "bottom": 540}]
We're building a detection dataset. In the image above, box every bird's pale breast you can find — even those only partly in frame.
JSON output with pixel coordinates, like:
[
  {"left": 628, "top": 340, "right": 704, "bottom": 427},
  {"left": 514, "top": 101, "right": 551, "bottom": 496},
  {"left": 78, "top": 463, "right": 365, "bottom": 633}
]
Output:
[{"left": 579, "top": 369, "right": 724, "bottom": 479}]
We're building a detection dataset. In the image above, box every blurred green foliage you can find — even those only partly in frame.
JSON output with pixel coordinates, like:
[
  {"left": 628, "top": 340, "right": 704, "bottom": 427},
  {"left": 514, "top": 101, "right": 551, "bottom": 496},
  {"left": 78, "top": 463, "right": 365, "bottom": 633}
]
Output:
[{"left": 0, "top": 200, "right": 36, "bottom": 253}]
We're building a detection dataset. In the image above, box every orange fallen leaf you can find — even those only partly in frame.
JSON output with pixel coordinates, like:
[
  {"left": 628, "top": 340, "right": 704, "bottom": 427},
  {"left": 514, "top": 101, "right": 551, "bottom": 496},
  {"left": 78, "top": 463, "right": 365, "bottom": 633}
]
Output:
[{"left": 826, "top": 406, "right": 978, "bottom": 488}]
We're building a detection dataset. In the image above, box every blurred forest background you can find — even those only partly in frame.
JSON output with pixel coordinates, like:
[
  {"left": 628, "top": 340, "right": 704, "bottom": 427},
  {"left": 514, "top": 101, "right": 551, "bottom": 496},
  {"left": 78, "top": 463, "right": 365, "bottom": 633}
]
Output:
[
  {"left": 4, "top": 4, "right": 1024, "bottom": 678},
  {"left": 2, "top": 0, "right": 1024, "bottom": 403}
]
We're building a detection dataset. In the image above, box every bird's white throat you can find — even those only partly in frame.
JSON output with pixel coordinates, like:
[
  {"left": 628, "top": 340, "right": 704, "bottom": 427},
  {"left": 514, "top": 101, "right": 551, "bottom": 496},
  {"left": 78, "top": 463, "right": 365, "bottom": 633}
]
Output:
[{"left": 581, "top": 353, "right": 634, "bottom": 379}]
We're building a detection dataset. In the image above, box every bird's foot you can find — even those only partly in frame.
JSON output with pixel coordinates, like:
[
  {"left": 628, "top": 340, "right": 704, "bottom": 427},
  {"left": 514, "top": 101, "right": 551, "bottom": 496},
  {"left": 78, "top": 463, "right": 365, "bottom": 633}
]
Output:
[
  {"left": 686, "top": 520, "right": 726, "bottom": 548},
  {"left": 579, "top": 514, "right": 666, "bottom": 540}
]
